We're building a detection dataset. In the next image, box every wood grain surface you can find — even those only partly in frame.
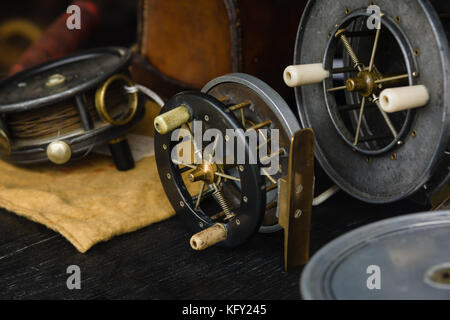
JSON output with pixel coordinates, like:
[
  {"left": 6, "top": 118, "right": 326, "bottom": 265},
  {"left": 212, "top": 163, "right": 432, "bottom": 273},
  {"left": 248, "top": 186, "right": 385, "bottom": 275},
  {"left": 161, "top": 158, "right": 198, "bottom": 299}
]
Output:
[{"left": 0, "top": 191, "right": 424, "bottom": 300}]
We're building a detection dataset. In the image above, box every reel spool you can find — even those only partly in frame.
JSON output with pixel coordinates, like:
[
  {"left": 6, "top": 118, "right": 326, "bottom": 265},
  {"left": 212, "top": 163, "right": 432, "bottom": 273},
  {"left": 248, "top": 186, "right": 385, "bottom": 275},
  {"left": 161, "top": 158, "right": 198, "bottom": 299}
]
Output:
[
  {"left": 285, "top": 0, "right": 450, "bottom": 204},
  {"left": 0, "top": 47, "right": 145, "bottom": 171},
  {"left": 154, "top": 74, "right": 314, "bottom": 269},
  {"left": 301, "top": 211, "right": 450, "bottom": 300}
]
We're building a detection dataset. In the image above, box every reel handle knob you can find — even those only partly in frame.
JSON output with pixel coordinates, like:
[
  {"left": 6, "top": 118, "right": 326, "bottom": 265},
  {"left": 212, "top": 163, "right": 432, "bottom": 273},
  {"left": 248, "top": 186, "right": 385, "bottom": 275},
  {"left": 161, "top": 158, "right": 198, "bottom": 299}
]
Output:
[
  {"left": 154, "top": 105, "right": 191, "bottom": 135},
  {"left": 108, "top": 137, "right": 135, "bottom": 171},
  {"left": 379, "top": 85, "right": 430, "bottom": 113},
  {"left": 190, "top": 224, "right": 228, "bottom": 251},
  {"left": 284, "top": 63, "right": 329, "bottom": 87}
]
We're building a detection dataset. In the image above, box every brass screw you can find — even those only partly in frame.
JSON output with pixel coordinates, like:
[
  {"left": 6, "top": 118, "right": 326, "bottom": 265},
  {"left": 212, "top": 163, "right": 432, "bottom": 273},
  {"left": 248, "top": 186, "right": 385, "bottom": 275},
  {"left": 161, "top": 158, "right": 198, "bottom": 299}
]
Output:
[
  {"left": 414, "top": 49, "right": 420, "bottom": 57},
  {"left": 391, "top": 153, "right": 397, "bottom": 161},
  {"left": 412, "top": 130, "right": 417, "bottom": 137},
  {"left": 345, "top": 8, "right": 351, "bottom": 15},
  {"left": 396, "top": 16, "right": 401, "bottom": 23}
]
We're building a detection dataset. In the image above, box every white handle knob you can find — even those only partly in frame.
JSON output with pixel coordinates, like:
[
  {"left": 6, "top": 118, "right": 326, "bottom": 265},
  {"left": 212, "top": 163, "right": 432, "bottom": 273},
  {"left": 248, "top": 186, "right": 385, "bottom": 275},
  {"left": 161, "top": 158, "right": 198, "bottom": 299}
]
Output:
[
  {"left": 283, "top": 63, "right": 329, "bottom": 87},
  {"left": 379, "top": 85, "right": 430, "bottom": 113}
]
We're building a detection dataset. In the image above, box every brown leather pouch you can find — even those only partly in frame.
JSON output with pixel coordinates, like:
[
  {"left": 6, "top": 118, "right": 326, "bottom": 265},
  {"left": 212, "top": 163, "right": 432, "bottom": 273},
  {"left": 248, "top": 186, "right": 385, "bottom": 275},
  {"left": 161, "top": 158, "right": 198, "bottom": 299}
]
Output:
[{"left": 132, "top": 0, "right": 308, "bottom": 100}]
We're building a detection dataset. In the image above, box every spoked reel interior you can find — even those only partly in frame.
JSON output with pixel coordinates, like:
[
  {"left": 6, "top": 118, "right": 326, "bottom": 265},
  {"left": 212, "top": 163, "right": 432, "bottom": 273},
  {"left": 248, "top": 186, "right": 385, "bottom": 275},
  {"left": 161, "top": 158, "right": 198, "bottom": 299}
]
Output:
[
  {"left": 285, "top": 0, "right": 449, "bottom": 204},
  {"left": 155, "top": 73, "right": 314, "bottom": 267}
]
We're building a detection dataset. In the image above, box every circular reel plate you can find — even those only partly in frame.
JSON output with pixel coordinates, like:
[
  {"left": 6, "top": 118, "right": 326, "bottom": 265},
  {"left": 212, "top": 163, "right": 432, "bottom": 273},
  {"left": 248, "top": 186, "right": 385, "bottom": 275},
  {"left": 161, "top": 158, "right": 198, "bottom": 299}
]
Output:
[
  {"left": 294, "top": 0, "right": 450, "bottom": 203},
  {"left": 155, "top": 91, "right": 266, "bottom": 248},
  {"left": 301, "top": 211, "right": 450, "bottom": 300},
  {"left": 0, "top": 47, "right": 131, "bottom": 112},
  {"left": 202, "top": 73, "right": 301, "bottom": 232}
]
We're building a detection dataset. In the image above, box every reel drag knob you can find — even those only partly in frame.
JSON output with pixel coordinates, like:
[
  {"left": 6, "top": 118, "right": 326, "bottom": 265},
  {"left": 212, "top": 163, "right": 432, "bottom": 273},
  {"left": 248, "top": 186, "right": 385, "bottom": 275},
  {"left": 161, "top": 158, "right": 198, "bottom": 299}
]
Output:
[
  {"left": 379, "top": 85, "right": 430, "bottom": 113},
  {"left": 154, "top": 105, "right": 191, "bottom": 135},
  {"left": 190, "top": 224, "right": 228, "bottom": 251},
  {"left": 283, "top": 63, "right": 329, "bottom": 87}
]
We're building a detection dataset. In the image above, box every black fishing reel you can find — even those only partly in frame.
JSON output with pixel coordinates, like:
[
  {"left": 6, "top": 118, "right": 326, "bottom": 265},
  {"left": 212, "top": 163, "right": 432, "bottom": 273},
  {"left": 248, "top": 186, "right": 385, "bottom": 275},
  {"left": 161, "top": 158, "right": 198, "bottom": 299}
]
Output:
[
  {"left": 155, "top": 73, "right": 314, "bottom": 268},
  {"left": 0, "top": 47, "right": 146, "bottom": 171},
  {"left": 285, "top": 0, "right": 449, "bottom": 204}
]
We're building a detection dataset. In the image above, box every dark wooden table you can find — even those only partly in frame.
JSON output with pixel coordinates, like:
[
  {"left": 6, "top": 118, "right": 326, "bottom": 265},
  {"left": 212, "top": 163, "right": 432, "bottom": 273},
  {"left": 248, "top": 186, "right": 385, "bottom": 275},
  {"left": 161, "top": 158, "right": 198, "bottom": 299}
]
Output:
[{"left": 0, "top": 187, "right": 427, "bottom": 300}]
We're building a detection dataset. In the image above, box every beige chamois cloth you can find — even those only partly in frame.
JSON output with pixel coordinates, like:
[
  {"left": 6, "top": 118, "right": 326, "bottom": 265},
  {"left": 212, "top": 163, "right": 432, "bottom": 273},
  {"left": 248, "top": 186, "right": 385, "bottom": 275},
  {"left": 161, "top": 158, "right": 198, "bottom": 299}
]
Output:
[{"left": 0, "top": 101, "right": 175, "bottom": 253}]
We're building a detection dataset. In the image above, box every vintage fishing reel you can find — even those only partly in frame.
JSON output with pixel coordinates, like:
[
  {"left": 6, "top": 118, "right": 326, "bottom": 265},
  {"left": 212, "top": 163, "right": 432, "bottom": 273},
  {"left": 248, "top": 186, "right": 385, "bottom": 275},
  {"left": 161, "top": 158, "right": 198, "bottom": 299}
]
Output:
[
  {"left": 155, "top": 74, "right": 314, "bottom": 269},
  {"left": 0, "top": 47, "right": 145, "bottom": 171},
  {"left": 285, "top": 0, "right": 450, "bottom": 204}
]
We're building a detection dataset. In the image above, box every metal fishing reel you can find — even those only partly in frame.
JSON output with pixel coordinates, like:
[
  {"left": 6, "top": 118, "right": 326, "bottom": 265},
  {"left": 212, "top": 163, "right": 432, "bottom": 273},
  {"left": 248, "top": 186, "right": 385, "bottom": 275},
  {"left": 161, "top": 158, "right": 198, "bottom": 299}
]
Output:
[
  {"left": 155, "top": 74, "right": 314, "bottom": 268},
  {"left": 0, "top": 47, "right": 145, "bottom": 171},
  {"left": 285, "top": 0, "right": 449, "bottom": 204}
]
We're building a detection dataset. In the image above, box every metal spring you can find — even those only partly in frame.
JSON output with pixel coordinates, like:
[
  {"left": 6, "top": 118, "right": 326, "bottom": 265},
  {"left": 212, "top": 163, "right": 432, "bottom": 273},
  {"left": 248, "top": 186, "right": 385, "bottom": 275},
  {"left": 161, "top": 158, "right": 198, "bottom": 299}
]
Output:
[
  {"left": 340, "top": 34, "right": 360, "bottom": 67},
  {"left": 213, "top": 187, "right": 234, "bottom": 220}
]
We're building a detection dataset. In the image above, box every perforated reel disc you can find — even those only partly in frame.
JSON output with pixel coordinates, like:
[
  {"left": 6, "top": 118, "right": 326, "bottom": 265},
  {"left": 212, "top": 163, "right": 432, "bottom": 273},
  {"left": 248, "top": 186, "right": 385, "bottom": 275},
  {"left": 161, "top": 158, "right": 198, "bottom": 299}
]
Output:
[
  {"left": 202, "top": 73, "right": 301, "bottom": 233},
  {"left": 293, "top": 0, "right": 449, "bottom": 203},
  {"left": 301, "top": 211, "right": 450, "bottom": 300},
  {"left": 155, "top": 90, "right": 266, "bottom": 248}
]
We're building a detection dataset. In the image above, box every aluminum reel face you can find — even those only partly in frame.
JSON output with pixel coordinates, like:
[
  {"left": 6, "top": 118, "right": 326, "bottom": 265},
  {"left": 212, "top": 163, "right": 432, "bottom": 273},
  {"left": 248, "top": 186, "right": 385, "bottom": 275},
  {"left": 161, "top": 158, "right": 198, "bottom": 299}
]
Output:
[
  {"left": 154, "top": 91, "right": 266, "bottom": 248},
  {"left": 301, "top": 211, "right": 450, "bottom": 300},
  {"left": 293, "top": 0, "right": 450, "bottom": 203},
  {"left": 202, "top": 73, "right": 301, "bottom": 233},
  {"left": 0, "top": 47, "right": 145, "bottom": 168}
]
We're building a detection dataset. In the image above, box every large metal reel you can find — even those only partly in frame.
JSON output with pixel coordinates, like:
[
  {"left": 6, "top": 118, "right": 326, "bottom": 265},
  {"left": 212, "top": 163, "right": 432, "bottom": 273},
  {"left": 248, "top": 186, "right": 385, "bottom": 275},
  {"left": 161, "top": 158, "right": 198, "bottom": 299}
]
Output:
[
  {"left": 202, "top": 73, "right": 301, "bottom": 233},
  {"left": 155, "top": 91, "right": 266, "bottom": 248},
  {"left": 292, "top": 0, "right": 449, "bottom": 203},
  {"left": 301, "top": 211, "right": 450, "bottom": 300}
]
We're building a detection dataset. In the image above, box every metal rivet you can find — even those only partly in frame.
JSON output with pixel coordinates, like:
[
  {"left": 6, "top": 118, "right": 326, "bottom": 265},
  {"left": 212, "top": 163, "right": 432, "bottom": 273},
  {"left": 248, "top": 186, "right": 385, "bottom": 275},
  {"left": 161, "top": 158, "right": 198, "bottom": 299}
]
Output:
[
  {"left": 412, "top": 130, "right": 417, "bottom": 137},
  {"left": 391, "top": 153, "right": 397, "bottom": 161},
  {"left": 345, "top": 8, "right": 351, "bottom": 15},
  {"left": 180, "top": 201, "right": 185, "bottom": 207},
  {"left": 163, "top": 144, "right": 168, "bottom": 150},
  {"left": 166, "top": 173, "right": 171, "bottom": 179},
  {"left": 414, "top": 49, "right": 420, "bottom": 57},
  {"left": 296, "top": 185, "right": 303, "bottom": 194},
  {"left": 204, "top": 115, "right": 210, "bottom": 122},
  {"left": 396, "top": 16, "right": 401, "bottom": 23},
  {"left": 225, "top": 135, "right": 230, "bottom": 141},
  {"left": 295, "top": 209, "right": 302, "bottom": 219},
  {"left": 199, "top": 222, "right": 204, "bottom": 228},
  {"left": 243, "top": 196, "right": 248, "bottom": 203},
  {"left": 235, "top": 219, "right": 241, "bottom": 225},
  {"left": 239, "top": 165, "right": 244, "bottom": 172},
  {"left": 46, "top": 74, "right": 66, "bottom": 87}
]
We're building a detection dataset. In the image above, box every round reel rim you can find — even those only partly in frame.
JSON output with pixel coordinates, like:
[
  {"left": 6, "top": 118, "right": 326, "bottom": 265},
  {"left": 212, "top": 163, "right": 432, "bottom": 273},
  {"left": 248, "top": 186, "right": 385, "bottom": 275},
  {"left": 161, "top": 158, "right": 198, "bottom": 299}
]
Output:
[
  {"left": 293, "top": 0, "right": 450, "bottom": 203},
  {"left": 0, "top": 46, "right": 131, "bottom": 113},
  {"left": 154, "top": 91, "right": 266, "bottom": 248},
  {"left": 202, "top": 73, "right": 301, "bottom": 233},
  {"left": 301, "top": 210, "right": 450, "bottom": 300}
]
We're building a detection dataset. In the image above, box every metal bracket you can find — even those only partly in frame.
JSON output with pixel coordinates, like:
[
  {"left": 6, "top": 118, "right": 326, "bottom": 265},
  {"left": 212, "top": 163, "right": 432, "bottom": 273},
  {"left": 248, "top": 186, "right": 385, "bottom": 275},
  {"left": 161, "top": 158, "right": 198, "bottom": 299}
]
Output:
[{"left": 278, "top": 128, "right": 315, "bottom": 271}]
